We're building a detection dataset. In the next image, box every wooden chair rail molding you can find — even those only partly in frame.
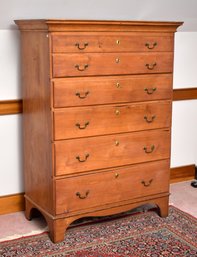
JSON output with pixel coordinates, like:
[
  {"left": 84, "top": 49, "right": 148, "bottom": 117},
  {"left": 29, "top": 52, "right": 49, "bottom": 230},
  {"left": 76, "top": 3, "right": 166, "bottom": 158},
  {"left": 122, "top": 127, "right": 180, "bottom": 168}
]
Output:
[
  {"left": 0, "top": 99, "right": 22, "bottom": 115},
  {"left": 0, "top": 164, "right": 195, "bottom": 215},
  {"left": 173, "top": 88, "right": 197, "bottom": 101},
  {"left": 0, "top": 88, "right": 197, "bottom": 115}
]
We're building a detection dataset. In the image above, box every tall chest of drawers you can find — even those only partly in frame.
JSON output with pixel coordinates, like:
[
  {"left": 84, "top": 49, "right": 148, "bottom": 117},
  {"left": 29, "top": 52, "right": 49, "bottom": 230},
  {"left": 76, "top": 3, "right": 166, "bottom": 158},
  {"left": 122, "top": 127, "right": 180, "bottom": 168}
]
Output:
[{"left": 15, "top": 20, "right": 182, "bottom": 243}]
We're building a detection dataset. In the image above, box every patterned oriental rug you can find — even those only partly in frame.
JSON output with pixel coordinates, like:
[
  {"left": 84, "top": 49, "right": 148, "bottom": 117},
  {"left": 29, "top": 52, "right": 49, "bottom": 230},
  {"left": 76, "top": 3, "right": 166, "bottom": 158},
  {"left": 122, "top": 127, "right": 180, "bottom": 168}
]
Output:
[{"left": 0, "top": 206, "right": 197, "bottom": 256}]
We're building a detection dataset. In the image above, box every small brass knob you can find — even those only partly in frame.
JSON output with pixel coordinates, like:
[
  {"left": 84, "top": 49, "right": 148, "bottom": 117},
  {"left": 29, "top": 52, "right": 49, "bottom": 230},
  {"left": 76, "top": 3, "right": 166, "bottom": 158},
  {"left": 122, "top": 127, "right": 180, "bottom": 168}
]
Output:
[
  {"left": 115, "top": 58, "right": 120, "bottom": 63},
  {"left": 115, "top": 173, "right": 119, "bottom": 178},
  {"left": 115, "top": 109, "right": 120, "bottom": 115},
  {"left": 116, "top": 40, "right": 120, "bottom": 45},
  {"left": 116, "top": 82, "right": 121, "bottom": 88},
  {"left": 115, "top": 140, "right": 119, "bottom": 146}
]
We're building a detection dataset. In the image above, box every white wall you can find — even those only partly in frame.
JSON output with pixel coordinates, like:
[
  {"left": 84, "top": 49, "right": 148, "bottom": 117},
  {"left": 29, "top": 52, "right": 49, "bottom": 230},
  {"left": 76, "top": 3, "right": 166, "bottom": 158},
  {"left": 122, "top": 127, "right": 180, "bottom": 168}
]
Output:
[
  {"left": 173, "top": 32, "right": 197, "bottom": 88},
  {"left": 1, "top": 0, "right": 197, "bottom": 31},
  {"left": 0, "top": 29, "right": 197, "bottom": 195},
  {"left": 171, "top": 100, "right": 197, "bottom": 167},
  {"left": 0, "top": 30, "right": 21, "bottom": 99},
  {"left": 171, "top": 32, "right": 197, "bottom": 167},
  {"left": 0, "top": 115, "right": 23, "bottom": 195}
]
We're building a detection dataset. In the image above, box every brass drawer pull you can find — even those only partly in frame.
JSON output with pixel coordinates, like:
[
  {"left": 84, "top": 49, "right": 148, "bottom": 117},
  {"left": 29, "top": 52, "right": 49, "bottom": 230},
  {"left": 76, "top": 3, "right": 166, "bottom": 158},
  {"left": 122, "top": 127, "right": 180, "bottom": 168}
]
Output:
[
  {"left": 75, "top": 42, "right": 88, "bottom": 50},
  {"left": 75, "top": 121, "right": 89, "bottom": 129},
  {"left": 144, "top": 87, "right": 157, "bottom": 95},
  {"left": 76, "top": 154, "right": 89, "bottom": 162},
  {"left": 145, "top": 42, "right": 157, "bottom": 49},
  {"left": 143, "top": 145, "right": 155, "bottom": 154},
  {"left": 75, "top": 91, "right": 89, "bottom": 99},
  {"left": 75, "top": 64, "right": 89, "bottom": 71},
  {"left": 144, "top": 115, "right": 156, "bottom": 123},
  {"left": 141, "top": 179, "right": 153, "bottom": 187},
  {"left": 76, "top": 190, "right": 89, "bottom": 199},
  {"left": 145, "top": 62, "right": 157, "bottom": 70}
]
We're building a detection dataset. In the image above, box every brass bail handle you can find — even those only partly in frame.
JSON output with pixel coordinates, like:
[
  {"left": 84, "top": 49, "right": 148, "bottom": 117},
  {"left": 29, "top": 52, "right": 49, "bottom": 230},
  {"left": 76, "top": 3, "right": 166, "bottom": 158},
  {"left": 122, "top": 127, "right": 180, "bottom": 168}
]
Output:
[
  {"left": 145, "top": 42, "right": 157, "bottom": 50},
  {"left": 144, "top": 88, "right": 157, "bottom": 95},
  {"left": 143, "top": 145, "right": 155, "bottom": 154},
  {"left": 141, "top": 179, "right": 153, "bottom": 187},
  {"left": 75, "top": 42, "right": 88, "bottom": 50},
  {"left": 75, "top": 121, "right": 89, "bottom": 129},
  {"left": 145, "top": 63, "right": 157, "bottom": 70},
  {"left": 144, "top": 115, "right": 156, "bottom": 123},
  {"left": 75, "top": 64, "right": 89, "bottom": 71},
  {"left": 75, "top": 91, "right": 89, "bottom": 99},
  {"left": 76, "top": 190, "right": 89, "bottom": 199},
  {"left": 76, "top": 153, "right": 89, "bottom": 162}
]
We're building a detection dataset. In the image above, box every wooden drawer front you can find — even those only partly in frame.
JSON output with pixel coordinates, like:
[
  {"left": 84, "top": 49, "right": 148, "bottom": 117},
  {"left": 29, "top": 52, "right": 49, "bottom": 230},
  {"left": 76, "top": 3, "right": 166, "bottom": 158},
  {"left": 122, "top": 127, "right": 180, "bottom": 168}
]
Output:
[
  {"left": 55, "top": 159, "right": 170, "bottom": 214},
  {"left": 54, "top": 129, "right": 170, "bottom": 176},
  {"left": 53, "top": 74, "right": 172, "bottom": 108},
  {"left": 52, "top": 52, "right": 173, "bottom": 78},
  {"left": 53, "top": 101, "right": 171, "bottom": 140},
  {"left": 51, "top": 33, "right": 174, "bottom": 53}
]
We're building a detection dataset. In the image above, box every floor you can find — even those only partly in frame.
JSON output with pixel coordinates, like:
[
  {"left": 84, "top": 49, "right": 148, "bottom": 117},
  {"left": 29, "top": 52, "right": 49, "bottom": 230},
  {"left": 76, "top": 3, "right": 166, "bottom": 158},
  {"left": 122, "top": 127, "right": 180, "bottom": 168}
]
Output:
[{"left": 0, "top": 180, "right": 196, "bottom": 243}]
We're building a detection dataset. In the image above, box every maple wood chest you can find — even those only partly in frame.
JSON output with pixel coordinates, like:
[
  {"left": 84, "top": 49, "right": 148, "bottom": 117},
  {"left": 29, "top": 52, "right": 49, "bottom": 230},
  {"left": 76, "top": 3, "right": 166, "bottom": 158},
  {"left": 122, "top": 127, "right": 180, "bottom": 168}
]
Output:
[{"left": 15, "top": 19, "right": 182, "bottom": 243}]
